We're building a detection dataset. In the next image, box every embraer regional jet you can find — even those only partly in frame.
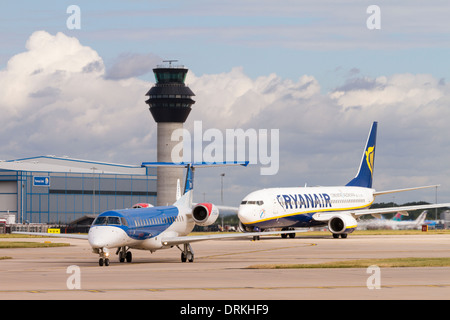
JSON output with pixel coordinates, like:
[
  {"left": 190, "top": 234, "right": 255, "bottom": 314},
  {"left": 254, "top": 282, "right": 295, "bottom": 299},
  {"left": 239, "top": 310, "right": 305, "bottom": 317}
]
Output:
[
  {"left": 238, "top": 122, "right": 450, "bottom": 238},
  {"left": 14, "top": 162, "right": 298, "bottom": 266}
]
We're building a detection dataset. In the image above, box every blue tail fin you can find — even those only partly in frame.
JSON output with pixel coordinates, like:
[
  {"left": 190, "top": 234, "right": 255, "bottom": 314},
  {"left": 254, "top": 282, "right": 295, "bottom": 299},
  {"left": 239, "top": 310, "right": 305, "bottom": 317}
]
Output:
[
  {"left": 141, "top": 161, "right": 249, "bottom": 207},
  {"left": 346, "top": 122, "right": 377, "bottom": 188},
  {"left": 183, "top": 164, "right": 194, "bottom": 194}
]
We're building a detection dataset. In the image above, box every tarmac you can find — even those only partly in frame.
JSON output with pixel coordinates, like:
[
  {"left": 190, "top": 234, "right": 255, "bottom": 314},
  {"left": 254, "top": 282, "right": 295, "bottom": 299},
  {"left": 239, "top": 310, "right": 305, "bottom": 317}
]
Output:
[{"left": 1, "top": 233, "right": 450, "bottom": 300}]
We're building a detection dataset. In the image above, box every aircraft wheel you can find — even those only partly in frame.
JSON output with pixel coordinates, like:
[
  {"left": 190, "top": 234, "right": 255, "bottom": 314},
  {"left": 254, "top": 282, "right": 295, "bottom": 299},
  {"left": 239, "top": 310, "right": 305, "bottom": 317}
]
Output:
[
  {"left": 289, "top": 232, "right": 296, "bottom": 239},
  {"left": 104, "top": 258, "right": 110, "bottom": 266},
  {"left": 99, "top": 258, "right": 104, "bottom": 266},
  {"left": 341, "top": 234, "right": 348, "bottom": 239},
  {"left": 126, "top": 251, "right": 132, "bottom": 263},
  {"left": 181, "top": 252, "right": 187, "bottom": 263},
  {"left": 332, "top": 234, "right": 339, "bottom": 239},
  {"left": 187, "top": 252, "right": 194, "bottom": 263}
]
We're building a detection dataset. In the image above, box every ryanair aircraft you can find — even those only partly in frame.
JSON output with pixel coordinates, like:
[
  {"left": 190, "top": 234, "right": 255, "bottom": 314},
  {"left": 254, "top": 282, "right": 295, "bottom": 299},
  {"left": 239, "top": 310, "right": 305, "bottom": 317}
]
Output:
[{"left": 238, "top": 122, "right": 450, "bottom": 238}]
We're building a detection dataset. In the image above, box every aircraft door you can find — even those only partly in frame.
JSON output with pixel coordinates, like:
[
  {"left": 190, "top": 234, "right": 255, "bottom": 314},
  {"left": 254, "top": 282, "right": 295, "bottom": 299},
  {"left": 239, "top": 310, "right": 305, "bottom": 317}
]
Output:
[{"left": 272, "top": 198, "right": 279, "bottom": 216}]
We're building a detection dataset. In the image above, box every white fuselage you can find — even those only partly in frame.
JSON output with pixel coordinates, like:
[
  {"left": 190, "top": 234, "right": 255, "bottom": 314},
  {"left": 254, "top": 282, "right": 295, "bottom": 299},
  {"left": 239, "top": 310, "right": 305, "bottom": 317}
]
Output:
[{"left": 238, "top": 186, "right": 375, "bottom": 230}]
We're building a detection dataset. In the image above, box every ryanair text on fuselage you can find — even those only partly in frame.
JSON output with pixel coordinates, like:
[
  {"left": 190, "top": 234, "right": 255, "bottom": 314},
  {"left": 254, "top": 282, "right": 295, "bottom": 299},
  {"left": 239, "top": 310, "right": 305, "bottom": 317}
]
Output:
[{"left": 276, "top": 193, "right": 332, "bottom": 210}]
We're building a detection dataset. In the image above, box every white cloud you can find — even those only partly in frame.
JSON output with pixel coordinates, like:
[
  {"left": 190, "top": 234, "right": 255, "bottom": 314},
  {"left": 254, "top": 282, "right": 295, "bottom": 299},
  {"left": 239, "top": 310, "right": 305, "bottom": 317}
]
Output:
[
  {"left": 0, "top": 30, "right": 449, "bottom": 206},
  {"left": 186, "top": 65, "right": 450, "bottom": 204},
  {"left": 0, "top": 31, "right": 155, "bottom": 163}
]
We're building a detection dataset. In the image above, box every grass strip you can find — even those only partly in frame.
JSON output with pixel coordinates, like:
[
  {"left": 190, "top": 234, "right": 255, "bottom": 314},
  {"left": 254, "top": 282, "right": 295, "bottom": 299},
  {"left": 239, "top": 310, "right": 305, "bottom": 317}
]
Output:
[
  {"left": 247, "top": 257, "right": 450, "bottom": 269},
  {"left": 0, "top": 241, "right": 70, "bottom": 249}
]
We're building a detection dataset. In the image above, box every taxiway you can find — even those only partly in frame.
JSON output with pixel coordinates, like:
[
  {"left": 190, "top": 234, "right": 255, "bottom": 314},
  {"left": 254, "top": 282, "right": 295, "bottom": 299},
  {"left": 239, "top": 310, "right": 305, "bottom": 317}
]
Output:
[{"left": 1, "top": 234, "right": 449, "bottom": 300}]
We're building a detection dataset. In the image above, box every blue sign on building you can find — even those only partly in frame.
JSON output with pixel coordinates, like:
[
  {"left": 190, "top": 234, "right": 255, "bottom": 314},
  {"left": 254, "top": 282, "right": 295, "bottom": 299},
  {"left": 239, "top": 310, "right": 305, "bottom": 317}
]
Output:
[{"left": 33, "top": 176, "right": 50, "bottom": 187}]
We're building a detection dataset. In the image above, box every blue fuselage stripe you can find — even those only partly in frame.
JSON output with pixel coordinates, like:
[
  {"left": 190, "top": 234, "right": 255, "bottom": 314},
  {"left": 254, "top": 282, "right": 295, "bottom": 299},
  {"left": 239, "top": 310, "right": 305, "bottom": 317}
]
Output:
[
  {"left": 92, "top": 206, "right": 179, "bottom": 240},
  {"left": 249, "top": 212, "right": 324, "bottom": 229}
]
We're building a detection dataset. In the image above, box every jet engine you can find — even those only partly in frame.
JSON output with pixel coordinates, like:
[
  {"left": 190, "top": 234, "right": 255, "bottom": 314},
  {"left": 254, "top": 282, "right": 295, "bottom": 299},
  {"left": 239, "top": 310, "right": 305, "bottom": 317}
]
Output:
[
  {"left": 192, "top": 203, "right": 219, "bottom": 226},
  {"left": 328, "top": 215, "right": 357, "bottom": 235}
]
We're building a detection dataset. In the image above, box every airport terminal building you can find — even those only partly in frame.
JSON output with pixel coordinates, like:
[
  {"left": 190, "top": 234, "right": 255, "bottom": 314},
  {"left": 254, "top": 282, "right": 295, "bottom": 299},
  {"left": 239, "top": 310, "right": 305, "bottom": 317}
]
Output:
[{"left": 0, "top": 156, "right": 157, "bottom": 224}]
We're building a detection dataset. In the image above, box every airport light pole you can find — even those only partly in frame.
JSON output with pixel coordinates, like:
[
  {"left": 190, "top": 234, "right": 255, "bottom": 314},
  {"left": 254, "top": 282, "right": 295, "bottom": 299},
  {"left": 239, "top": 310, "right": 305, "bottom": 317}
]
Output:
[
  {"left": 436, "top": 185, "right": 438, "bottom": 221},
  {"left": 91, "top": 167, "right": 97, "bottom": 215},
  {"left": 220, "top": 173, "right": 225, "bottom": 205}
]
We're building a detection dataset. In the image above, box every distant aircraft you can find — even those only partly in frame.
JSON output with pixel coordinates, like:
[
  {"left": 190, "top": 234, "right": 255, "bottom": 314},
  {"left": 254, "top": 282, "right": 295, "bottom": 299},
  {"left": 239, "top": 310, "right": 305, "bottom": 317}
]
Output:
[
  {"left": 358, "top": 211, "right": 428, "bottom": 230},
  {"left": 238, "top": 122, "right": 450, "bottom": 238},
  {"left": 14, "top": 162, "right": 298, "bottom": 266}
]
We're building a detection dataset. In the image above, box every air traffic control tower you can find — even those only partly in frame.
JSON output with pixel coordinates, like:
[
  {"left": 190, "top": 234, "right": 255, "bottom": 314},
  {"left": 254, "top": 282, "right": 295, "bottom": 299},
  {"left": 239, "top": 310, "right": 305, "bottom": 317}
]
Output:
[{"left": 145, "top": 61, "right": 195, "bottom": 206}]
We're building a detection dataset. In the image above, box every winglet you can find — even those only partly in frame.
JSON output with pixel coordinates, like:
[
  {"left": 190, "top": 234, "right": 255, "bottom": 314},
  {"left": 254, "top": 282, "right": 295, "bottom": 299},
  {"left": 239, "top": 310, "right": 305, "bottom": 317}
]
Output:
[{"left": 346, "top": 122, "right": 377, "bottom": 188}]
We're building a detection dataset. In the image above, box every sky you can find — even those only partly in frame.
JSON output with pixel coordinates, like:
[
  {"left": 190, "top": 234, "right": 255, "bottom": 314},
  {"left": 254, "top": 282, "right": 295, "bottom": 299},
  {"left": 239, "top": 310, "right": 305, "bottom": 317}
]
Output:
[{"left": 0, "top": 0, "right": 450, "bottom": 207}]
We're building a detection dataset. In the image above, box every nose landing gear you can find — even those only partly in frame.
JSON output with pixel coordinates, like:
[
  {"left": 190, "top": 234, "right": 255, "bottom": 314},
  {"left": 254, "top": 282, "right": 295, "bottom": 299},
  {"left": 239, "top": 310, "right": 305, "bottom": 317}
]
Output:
[{"left": 98, "top": 248, "right": 110, "bottom": 266}]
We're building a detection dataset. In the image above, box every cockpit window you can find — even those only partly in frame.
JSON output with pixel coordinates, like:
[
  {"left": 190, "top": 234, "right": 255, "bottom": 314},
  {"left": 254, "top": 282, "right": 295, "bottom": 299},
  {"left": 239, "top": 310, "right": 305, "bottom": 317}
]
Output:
[
  {"left": 93, "top": 216, "right": 122, "bottom": 226},
  {"left": 108, "top": 217, "right": 121, "bottom": 225}
]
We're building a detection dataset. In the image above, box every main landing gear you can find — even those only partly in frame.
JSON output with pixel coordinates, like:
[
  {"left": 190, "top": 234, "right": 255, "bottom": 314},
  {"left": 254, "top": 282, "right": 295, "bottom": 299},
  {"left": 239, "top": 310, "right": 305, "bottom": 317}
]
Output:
[
  {"left": 332, "top": 233, "right": 348, "bottom": 239},
  {"left": 281, "top": 228, "right": 296, "bottom": 239},
  {"left": 177, "top": 243, "right": 194, "bottom": 263},
  {"left": 117, "top": 246, "right": 132, "bottom": 263}
]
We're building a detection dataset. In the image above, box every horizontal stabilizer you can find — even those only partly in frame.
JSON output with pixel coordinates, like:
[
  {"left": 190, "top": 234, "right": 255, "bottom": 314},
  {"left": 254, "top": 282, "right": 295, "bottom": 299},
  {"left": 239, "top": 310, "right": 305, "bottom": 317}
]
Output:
[{"left": 142, "top": 161, "right": 249, "bottom": 168}]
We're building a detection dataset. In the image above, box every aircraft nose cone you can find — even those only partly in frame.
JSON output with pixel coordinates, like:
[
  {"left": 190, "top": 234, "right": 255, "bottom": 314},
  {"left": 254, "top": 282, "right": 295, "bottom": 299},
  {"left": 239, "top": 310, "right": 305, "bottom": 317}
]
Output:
[
  {"left": 88, "top": 226, "right": 127, "bottom": 249},
  {"left": 238, "top": 205, "right": 253, "bottom": 224}
]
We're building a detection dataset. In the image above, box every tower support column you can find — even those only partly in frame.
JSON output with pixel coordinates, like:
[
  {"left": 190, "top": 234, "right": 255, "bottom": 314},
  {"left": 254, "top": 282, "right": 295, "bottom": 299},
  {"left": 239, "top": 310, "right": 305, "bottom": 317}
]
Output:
[{"left": 156, "top": 122, "right": 184, "bottom": 206}]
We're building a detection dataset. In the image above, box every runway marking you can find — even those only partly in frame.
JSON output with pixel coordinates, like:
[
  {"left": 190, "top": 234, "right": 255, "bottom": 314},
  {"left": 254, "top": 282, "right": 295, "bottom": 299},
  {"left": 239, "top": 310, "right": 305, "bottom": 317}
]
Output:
[
  {"left": 3, "top": 282, "right": 450, "bottom": 295},
  {"left": 197, "top": 243, "right": 318, "bottom": 260}
]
